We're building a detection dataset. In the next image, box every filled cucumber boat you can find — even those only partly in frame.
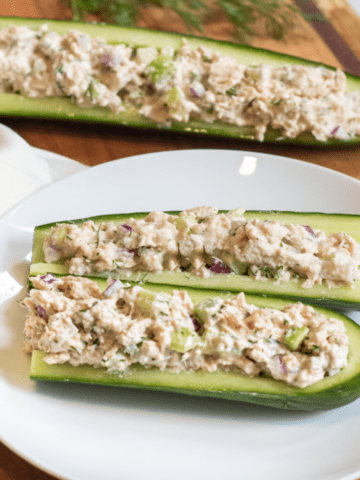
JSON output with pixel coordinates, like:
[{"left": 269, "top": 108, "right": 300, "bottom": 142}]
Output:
[
  {"left": 26, "top": 274, "right": 360, "bottom": 411},
  {"left": 30, "top": 207, "right": 360, "bottom": 309},
  {"left": 1, "top": 17, "right": 360, "bottom": 145}
]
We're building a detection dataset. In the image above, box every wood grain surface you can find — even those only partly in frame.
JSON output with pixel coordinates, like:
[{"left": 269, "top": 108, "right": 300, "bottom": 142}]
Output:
[{"left": 1, "top": 1, "right": 360, "bottom": 479}]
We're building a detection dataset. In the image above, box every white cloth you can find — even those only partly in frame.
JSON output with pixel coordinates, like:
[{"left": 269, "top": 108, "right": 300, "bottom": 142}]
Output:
[
  {"left": 346, "top": 0, "right": 360, "bottom": 18},
  {"left": 0, "top": 124, "right": 88, "bottom": 217}
]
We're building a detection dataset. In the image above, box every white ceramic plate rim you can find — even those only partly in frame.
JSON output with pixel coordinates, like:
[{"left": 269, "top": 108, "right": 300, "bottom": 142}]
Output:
[{"left": 1, "top": 148, "right": 360, "bottom": 480}]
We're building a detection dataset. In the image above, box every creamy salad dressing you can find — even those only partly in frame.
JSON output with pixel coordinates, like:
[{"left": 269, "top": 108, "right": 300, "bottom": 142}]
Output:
[
  {"left": 24, "top": 275, "right": 349, "bottom": 388},
  {"left": 1, "top": 24, "right": 360, "bottom": 141},
  {"left": 43, "top": 207, "right": 360, "bottom": 288}
]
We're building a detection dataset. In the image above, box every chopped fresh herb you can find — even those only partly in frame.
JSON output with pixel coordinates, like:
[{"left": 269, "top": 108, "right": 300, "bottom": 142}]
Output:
[
  {"left": 65, "top": 0, "right": 299, "bottom": 44},
  {"left": 55, "top": 80, "right": 65, "bottom": 94},
  {"left": 189, "top": 71, "right": 200, "bottom": 81},
  {"left": 226, "top": 86, "right": 237, "bottom": 96},
  {"left": 95, "top": 223, "right": 102, "bottom": 246},
  {"left": 55, "top": 65, "right": 64, "bottom": 75},
  {"left": 283, "top": 319, "right": 289, "bottom": 325},
  {"left": 84, "top": 79, "right": 99, "bottom": 101},
  {"left": 260, "top": 265, "right": 283, "bottom": 280}
]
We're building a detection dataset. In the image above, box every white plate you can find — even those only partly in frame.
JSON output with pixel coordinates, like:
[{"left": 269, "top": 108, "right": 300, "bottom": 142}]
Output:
[{"left": 1, "top": 149, "right": 360, "bottom": 480}]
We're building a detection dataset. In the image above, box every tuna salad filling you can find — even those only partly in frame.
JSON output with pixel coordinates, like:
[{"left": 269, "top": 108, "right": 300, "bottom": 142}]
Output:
[
  {"left": 1, "top": 24, "right": 360, "bottom": 141},
  {"left": 24, "top": 275, "right": 349, "bottom": 388},
  {"left": 43, "top": 206, "right": 360, "bottom": 288}
]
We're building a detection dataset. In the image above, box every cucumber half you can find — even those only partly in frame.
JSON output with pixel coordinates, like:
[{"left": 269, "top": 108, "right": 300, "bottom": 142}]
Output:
[
  {"left": 1, "top": 16, "right": 360, "bottom": 146},
  {"left": 29, "top": 278, "right": 360, "bottom": 411},
  {"left": 30, "top": 209, "right": 360, "bottom": 309}
]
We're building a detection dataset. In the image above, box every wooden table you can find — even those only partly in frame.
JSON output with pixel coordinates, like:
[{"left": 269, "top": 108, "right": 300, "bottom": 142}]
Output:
[{"left": 1, "top": 1, "right": 360, "bottom": 478}]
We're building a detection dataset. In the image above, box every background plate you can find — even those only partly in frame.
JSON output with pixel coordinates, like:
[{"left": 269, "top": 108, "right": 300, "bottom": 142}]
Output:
[{"left": 1, "top": 149, "right": 360, "bottom": 480}]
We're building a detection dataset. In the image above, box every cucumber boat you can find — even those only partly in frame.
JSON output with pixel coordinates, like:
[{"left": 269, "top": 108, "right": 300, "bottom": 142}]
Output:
[
  {"left": 1, "top": 16, "right": 360, "bottom": 146},
  {"left": 28, "top": 276, "right": 360, "bottom": 411},
  {"left": 30, "top": 209, "right": 360, "bottom": 309}
]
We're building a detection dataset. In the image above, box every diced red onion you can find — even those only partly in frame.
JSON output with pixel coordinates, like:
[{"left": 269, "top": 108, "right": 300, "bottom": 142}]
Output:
[
  {"left": 302, "top": 225, "right": 317, "bottom": 238},
  {"left": 190, "top": 82, "right": 205, "bottom": 98},
  {"left": 274, "top": 355, "right": 287, "bottom": 375},
  {"left": 119, "top": 224, "right": 134, "bottom": 233},
  {"left": 117, "top": 248, "right": 136, "bottom": 257},
  {"left": 40, "top": 273, "right": 56, "bottom": 284},
  {"left": 207, "top": 258, "right": 232, "bottom": 274},
  {"left": 191, "top": 315, "right": 202, "bottom": 333},
  {"left": 100, "top": 52, "right": 121, "bottom": 67},
  {"left": 46, "top": 244, "right": 62, "bottom": 261},
  {"left": 330, "top": 126, "right": 340, "bottom": 136},
  {"left": 36, "top": 305, "right": 48, "bottom": 319},
  {"left": 289, "top": 365, "right": 300, "bottom": 374},
  {"left": 273, "top": 355, "right": 300, "bottom": 375},
  {"left": 103, "top": 278, "right": 123, "bottom": 297}
]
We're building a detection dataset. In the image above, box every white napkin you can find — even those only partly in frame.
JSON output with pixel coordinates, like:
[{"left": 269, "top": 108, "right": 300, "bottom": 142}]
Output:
[{"left": 0, "top": 124, "right": 88, "bottom": 217}]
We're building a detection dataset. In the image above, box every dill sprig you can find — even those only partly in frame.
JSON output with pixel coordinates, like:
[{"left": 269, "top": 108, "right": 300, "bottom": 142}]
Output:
[
  {"left": 216, "top": 0, "right": 299, "bottom": 43},
  {"left": 64, "top": 0, "right": 299, "bottom": 43}
]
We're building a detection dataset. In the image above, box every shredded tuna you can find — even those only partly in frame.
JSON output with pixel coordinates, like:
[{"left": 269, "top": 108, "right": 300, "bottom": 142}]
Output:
[
  {"left": 24, "top": 275, "right": 349, "bottom": 388},
  {"left": 1, "top": 25, "right": 360, "bottom": 141},
  {"left": 43, "top": 207, "right": 360, "bottom": 288}
]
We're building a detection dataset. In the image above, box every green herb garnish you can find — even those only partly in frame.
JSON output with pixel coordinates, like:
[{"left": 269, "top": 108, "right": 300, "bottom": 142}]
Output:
[
  {"left": 84, "top": 79, "right": 99, "bottom": 101},
  {"left": 226, "top": 86, "right": 237, "bottom": 96},
  {"left": 65, "top": 0, "right": 299, "bottom": 44}
]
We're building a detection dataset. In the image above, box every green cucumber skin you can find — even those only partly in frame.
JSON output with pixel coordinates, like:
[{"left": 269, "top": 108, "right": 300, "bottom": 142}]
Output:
[
  {"left": 30, "top": 282, "right": 360, "bottom": 411},
  {"left": 31, "top": 209, "right": 360, "bottom": 310},
  {"left": 1, "top": 17, "right": 360, "bottom": 147}
]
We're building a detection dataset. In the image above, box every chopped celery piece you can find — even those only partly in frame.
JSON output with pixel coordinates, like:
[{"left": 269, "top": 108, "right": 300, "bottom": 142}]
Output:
[
  {"left": 168, "top": 86, "right": 182, "bottom": 104},
  {"left": 136, "top": 47, "right": 158, "bottom": 65},
  {"left": 160, "top": 46, "right": 175, "bottom": 59},
  {"left": 199, "top": 327, "right": 218, "bottom": 355},
  {"left": 169, "top": 215, "right": 197, "bottom": 230},
  {"left": 170, "top": 327, "right": 199, "bottom": 353},
  {"left": 193, "top": 299, "right": 221, "bottom": 325},
  {"left": 146, "top": 55, "right": 175, "bottom": 83},
  {"left": 221, "top": 253, "right": 248, "bottom": 275},
  {"left": 284, "top": 326, "right": 309, "bottom": 351},
  {"left": 136, "top": 290, "right": 157, "bottom": 317},
  {"left": 54, "top": 225, "right": 67, "bottom": 241},
  {"left": 229, "top": 207, "right": 245, "bottom": 217}
]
